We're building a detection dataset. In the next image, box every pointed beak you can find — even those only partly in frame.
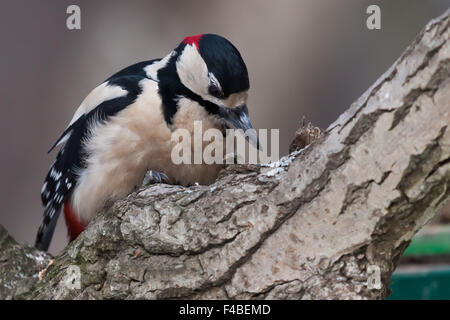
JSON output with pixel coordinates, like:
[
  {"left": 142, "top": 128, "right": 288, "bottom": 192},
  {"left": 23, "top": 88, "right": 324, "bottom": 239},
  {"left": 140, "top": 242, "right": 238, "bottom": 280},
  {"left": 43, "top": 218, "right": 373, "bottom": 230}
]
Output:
[{"left": 220, "top": 105, "right": 261, "bottom": 150}]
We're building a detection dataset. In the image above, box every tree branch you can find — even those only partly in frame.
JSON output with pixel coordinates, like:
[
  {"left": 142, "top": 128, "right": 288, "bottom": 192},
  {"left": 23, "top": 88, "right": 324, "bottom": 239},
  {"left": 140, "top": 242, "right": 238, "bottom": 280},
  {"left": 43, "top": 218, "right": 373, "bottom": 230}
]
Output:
[{"left": 1, "top": 9, "right": 449, "bottom": 300}]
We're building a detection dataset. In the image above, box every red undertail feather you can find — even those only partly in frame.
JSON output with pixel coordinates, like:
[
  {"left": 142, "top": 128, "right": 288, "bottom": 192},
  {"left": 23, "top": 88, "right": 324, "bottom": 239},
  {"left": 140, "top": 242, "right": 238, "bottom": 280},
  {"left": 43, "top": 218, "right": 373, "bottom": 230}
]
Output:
[
  {"left": 63, "top": 201, "right": 86, "bottom": 241},
  {"left": 182, "top": 34, "right": 203, "bottom": 49}
]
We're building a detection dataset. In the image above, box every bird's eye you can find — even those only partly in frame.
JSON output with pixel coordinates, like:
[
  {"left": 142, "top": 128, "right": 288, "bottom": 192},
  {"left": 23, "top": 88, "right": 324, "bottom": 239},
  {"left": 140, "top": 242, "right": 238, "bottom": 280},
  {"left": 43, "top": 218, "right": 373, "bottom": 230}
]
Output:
[{"left": 209, "top": 84, "right": 224, "bottom": 98}]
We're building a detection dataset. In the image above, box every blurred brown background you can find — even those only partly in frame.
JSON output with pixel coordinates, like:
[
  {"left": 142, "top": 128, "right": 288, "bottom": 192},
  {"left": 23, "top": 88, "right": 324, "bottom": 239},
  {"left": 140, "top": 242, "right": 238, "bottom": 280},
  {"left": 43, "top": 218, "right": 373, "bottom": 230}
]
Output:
[{"left": 0, "top": 0, "right": 448, "bottom": 254}]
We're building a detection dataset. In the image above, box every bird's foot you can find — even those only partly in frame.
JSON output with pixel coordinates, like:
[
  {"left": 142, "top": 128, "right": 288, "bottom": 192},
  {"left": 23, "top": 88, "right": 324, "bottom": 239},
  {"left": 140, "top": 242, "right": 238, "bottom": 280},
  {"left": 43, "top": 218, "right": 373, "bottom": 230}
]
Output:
[{"left": 142, "top": 170, "right": 170, "bottom": 186}]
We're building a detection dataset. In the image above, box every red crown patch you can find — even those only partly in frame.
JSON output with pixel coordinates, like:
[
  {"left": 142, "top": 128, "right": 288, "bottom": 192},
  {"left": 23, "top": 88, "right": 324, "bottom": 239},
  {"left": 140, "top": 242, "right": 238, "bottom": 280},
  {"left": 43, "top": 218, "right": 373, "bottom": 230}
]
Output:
[{"left": 182, "top": 34, "right": 203, "bottom": 49}]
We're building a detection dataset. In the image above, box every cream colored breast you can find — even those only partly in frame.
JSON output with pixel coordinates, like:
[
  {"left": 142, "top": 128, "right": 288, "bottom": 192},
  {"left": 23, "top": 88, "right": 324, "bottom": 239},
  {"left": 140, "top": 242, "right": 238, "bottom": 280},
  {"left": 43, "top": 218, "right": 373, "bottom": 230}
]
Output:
[
  {"left": 167, "top": 97, "right": 224, "bottom": 185},
  {"left": 71, "top": 80, "right": 224, "bottom": 223},
  {"left": 71, "top": 79, "right": 170, "bottom": 222}
]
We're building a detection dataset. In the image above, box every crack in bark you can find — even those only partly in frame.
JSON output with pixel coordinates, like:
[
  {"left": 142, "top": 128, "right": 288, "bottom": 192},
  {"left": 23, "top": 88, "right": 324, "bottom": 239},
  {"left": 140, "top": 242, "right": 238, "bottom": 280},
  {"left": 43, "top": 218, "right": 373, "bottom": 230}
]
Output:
[
  {"left": 390, "top": 89, "right": 425, "bottom": 131},
  {"left": 215, "top": 200, "right": 256, "bottom": 224},
  {"left": 338, "top": 171, "right": 392, "bottom": 217},
  {"left": 404, "top": 42, "right": 445, "bottom": 85},
  {"left": 338, "top": 69, "right": 398, "bottom": 133},
  {"left": 398, "top": 126, "right": 447, "bottom": 197},
  {"left": 391, "top": 58, "right": 449, "bottom": 131},
  {"left": 345, "top": 109, "right": 393, "bottom": 145}
]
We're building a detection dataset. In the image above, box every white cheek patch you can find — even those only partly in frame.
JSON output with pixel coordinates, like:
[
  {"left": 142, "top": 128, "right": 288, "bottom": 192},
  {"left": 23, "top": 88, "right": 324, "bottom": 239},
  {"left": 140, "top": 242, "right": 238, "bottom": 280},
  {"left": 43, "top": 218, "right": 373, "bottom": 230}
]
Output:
[
  {"left": 176, "top": 44, "right": 249, "bottom": 109},
  {"left": 176, "top": 44, "right": 209, "bottom": 96}
]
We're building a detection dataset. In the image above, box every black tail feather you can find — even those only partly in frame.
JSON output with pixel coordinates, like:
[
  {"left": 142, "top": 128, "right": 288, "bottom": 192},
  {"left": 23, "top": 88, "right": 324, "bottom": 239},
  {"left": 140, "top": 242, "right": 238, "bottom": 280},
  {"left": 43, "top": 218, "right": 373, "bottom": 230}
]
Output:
[{"left": 35, "top": 208, "right": 61, "bottom": 251}]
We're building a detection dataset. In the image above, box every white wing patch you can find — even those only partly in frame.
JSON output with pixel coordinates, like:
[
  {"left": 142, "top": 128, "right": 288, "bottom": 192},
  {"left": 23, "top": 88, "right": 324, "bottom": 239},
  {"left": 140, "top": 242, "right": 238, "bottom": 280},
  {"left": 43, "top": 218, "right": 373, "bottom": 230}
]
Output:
[
  {"left": 69, "top": 82, "right": 128, "bottom": 126},
  {"left": 144, "top": 51, "right": 176, "bottom": 81}
]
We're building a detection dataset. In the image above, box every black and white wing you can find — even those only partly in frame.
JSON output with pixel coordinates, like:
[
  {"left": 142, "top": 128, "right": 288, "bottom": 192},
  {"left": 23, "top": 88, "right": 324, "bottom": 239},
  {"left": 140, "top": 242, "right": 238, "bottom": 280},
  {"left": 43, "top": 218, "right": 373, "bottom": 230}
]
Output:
[{"left": 35, "top": 59, "right": 160, "bottom": 251}]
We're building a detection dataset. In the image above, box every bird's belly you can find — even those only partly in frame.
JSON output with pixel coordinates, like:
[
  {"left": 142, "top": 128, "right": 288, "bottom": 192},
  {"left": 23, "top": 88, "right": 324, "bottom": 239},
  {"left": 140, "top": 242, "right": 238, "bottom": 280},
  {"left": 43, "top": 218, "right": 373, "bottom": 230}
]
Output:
[{"left": 72, "top": 142, "right": 223, "bottom": 224}]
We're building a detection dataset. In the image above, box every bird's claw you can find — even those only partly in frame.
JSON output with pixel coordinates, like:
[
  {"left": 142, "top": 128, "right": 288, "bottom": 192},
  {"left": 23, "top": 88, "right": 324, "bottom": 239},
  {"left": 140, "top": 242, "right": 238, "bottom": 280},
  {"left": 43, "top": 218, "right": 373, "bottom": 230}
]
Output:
[{"left": 142, "top": 170, "right": 170, "bottom": 186}]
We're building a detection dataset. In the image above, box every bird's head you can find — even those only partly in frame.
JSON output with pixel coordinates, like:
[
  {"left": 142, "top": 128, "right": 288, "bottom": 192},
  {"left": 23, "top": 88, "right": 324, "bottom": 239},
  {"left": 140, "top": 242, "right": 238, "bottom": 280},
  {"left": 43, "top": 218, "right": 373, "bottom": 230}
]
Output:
[{"left": 158, "top": 34, "right": 258, "bottom": 148}]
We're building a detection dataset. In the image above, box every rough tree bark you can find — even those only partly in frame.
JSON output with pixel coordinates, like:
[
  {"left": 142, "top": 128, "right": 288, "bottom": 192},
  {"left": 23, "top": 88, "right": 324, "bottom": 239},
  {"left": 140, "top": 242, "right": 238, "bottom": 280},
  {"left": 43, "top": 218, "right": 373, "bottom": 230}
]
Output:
[{"left": 1, "top": 10, "right": 449, "bottom": 300}]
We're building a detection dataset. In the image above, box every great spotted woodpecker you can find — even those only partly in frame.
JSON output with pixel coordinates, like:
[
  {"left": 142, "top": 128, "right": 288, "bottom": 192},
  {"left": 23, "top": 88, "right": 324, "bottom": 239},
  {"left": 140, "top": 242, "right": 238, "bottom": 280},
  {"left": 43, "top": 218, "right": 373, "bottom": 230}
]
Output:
[{"left": 35, "top": 34, "right": 257, "bottom": 251}]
